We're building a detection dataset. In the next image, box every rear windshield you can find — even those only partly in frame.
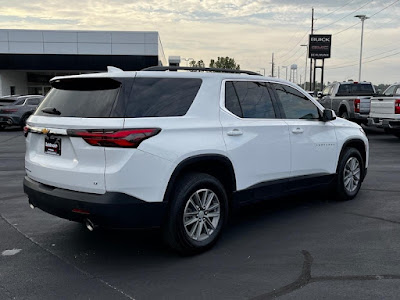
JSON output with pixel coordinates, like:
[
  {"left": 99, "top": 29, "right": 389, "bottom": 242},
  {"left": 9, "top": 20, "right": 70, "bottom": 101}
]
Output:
[
  {"left": 336, "top": 83, "right": 375, "bottom": 96},
  {"left": 35, "top": 78, "right": 121, "bottom": 118},
  {"left": 125, "top": 78, "right": 202, "bottom": 118},
  {"left": 0, "top": 98, "right": 18, "bottom": 105}
]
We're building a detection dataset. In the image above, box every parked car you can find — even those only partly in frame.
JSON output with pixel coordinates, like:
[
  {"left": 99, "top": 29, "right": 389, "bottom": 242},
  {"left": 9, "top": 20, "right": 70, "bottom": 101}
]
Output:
[
  {"left": 0, "top": 95, "right": 44, "bottom": 129},
  {"left": 368, "top": 83, "right": 400, "bottom": 138},
  {"left": 317, "top": 81, "right": 376, "bottom": 124},
  {"left": 23, "top": 67, "right": 369, "bottom": 254}
]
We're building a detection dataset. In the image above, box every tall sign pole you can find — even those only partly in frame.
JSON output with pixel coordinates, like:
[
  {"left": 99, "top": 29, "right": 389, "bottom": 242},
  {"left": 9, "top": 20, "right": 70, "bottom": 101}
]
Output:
[{"left": 310, "top": 8, "right": 314, "bottom": 91}]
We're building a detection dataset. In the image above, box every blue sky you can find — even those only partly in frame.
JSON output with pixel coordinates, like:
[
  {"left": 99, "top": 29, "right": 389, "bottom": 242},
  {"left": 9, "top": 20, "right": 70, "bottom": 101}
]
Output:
[{"left": 0, "top": 0, "right": 398, "bottom": 84}]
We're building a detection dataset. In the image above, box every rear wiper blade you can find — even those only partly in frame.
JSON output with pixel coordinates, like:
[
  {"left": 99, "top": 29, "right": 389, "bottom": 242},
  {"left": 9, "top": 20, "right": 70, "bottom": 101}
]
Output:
[{"left": 41, "top": 107, "right": 61, "bottom": 115}]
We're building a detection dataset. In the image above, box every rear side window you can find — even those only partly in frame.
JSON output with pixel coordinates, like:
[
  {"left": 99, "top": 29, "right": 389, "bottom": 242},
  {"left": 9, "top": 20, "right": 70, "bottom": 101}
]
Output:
[
  {"left": 125, "top": 78, "right": 202, "bottom": 118},
  {"left": 35, "top": 78, "right": 121, "bottom": 118},
  {"left": 26, "top": 98, "right": 41, "bottom": 105},
  {"left": 272, "top": 83, "right": 320, "bottom": 120},
  {"left": 337, "top": 83, "right": 375, "bottom": 96},
  {"left": 225, "top": 81, "right": 276, "bottom": 118}
]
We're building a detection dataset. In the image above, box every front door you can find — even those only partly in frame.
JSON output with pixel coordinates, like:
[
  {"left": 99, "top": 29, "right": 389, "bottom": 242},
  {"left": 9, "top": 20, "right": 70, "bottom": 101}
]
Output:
[{"left": 270, "top": 83, "right": 337, "bottom": 180}]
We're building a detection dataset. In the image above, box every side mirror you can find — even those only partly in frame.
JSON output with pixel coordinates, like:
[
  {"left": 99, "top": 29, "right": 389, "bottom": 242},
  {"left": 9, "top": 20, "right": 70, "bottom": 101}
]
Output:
[
  {"left": 322, "top": 109, "right": 336, "bottom": 122},
  {"left": 317, "top": 91, "right": 323, "bottom": 99}
]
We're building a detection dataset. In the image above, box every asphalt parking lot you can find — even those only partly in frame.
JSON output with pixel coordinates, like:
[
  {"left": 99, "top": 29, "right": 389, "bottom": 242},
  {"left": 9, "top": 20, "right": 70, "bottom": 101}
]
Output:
[{"left": 1, "top": 126, "right": 400, "bottom": 300}]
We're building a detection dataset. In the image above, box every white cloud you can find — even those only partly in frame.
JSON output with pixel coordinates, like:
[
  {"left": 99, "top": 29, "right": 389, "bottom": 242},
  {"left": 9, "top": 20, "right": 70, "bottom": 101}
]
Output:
[{"left": 0, "top": 0, "right": 398, "bottom": 83}]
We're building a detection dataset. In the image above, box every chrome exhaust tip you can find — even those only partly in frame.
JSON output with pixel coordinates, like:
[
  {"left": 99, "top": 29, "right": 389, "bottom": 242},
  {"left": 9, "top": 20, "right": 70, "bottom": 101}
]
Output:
[
  {"left": 29, "top": 203, "right": 35, "bottom": 209},
  {"left": 85, "top": 219, "right": 96, "bottom": 232}
]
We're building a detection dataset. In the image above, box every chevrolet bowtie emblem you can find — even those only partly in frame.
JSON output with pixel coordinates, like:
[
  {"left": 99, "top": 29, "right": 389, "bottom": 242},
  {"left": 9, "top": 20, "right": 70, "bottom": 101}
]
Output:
[{"left": 41, "top": 128, "right": 50, "bottom": 135}]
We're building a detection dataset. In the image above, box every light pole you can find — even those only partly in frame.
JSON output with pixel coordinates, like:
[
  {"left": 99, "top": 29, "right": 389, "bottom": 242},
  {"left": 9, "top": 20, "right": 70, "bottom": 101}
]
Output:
[
  {"left": 300, "top": 44, "right": 308, "bottom": 90},
  {"left": 355, "top": 15, "right": 369, "bottom": 81},
  {"left": 282, "top": 66, "right": 288, "bottom": 80}
]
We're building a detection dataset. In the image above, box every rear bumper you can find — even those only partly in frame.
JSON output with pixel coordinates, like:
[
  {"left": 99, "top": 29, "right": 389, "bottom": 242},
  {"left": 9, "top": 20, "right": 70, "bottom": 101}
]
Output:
[
  {"left": 350, "top": 113, "right": 369, "bottom": 123},
  {"left": 368, "top": 118, "right": 400, "bottom": 131},
  {"left": 23, "top": 176, "right": 168, "bottom": 228}
]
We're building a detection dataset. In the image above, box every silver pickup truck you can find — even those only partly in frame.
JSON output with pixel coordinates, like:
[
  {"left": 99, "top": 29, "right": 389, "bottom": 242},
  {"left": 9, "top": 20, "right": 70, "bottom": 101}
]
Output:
[
  {"left": 317, "top": 81, "right": 376, "bottom": 124},
  {"left": 368, "top": 83, "right": 400, "bottom": 138}
]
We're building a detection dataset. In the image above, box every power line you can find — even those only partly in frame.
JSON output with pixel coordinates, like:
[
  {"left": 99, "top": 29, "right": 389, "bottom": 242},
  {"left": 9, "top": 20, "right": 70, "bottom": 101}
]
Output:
[
  {"left": 315, "top": 0, "right": 356, "bottom": 21},
  {"left": 369, "top": 0, "right": 400, "bottom": 17},
  {"left": 315, "top": 0, "right": 374, "bottom": 31},
  {"left": 328, "top": 50, "right": 400, "bottom": 69},
  {"left": 279, "top": 31, "right": 310, "bottom": 64},
  {"left": 333, "top": 0, "right": 399, "bottom": 35},
  {"left": 277, "top": 30, "right": 310, "bottom": 60}
]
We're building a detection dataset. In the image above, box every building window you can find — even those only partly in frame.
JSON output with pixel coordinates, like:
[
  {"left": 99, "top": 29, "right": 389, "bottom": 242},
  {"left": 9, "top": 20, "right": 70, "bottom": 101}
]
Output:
[{"left": 10, "top": 86, "right": 16, "bottom": 95}]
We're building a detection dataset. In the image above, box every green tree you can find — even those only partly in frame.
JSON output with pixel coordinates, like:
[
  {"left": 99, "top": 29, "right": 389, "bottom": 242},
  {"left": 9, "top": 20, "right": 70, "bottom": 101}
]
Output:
[
  {"left": 189, "top": 60, "right": 205, "bottom": 68},
  {"left": 209, "top": 57, "right": 240, "bottom": 70}
]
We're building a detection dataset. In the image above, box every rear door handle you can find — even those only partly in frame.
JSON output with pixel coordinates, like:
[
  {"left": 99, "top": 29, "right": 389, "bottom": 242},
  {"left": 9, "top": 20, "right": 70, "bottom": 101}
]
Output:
[
  {"left": 292, "top": 127, "right": 304, "bottom": 134},
  {"left": 227, "top": 129, "right": 243, "bottom": 136}
]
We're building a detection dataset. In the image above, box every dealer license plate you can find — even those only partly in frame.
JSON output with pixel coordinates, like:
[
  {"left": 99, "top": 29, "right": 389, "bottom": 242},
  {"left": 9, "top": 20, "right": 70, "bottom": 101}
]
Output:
[{"left": 44, "top": 136, "right": 62, "bottom": 156}]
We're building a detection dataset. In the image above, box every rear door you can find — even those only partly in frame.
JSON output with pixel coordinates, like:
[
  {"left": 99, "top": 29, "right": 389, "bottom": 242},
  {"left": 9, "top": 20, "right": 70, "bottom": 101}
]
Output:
[
  {"left": 25, "top": 77, "right": 127, "bottom": 194},
  {"left": 220, "top": 80, "right": 291, "bottom": 197}
]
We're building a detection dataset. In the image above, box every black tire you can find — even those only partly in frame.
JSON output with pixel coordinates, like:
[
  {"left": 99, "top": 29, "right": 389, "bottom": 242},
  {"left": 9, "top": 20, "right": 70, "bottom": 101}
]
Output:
[
  {"left": 20, "top": 114, "right": 30, "bottom": 127},
  {"left": 393, "top": 133, "right": 400, "bottom": 139},
  {"left": 163, "top": 172, "right": 229, "bottom": 255},
  {"left": 0, "top": 125, "right": 5, "bottom": 131},
  {"left": 335, "top": 148, "right": 364, "bottom": 201},
  {"left": 339, "top": 110, "right": 349, "bottom": 119}
]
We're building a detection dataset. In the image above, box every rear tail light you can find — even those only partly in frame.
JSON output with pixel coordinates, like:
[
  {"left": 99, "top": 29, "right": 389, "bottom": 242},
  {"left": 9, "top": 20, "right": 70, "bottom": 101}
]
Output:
[
  {"left": 23, "top": 126, "right": 29, "bottom": 137},
  {"left": 1, "top": 108, "right": 18, "bottom": 113},
  {"left": 354, "top": 98, "right": 361, "bottom": 113},
  {"left": 395, "top": 99, "right": 400, "bottom": 114},
  {"left": 67, "top": 128, "right": 161, "bottom": 148}
]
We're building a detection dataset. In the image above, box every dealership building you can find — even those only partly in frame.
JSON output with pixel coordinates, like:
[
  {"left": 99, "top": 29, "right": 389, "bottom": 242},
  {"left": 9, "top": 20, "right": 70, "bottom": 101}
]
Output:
[{"left": 0, "top": 29, "right": 166, "bottom": 96}]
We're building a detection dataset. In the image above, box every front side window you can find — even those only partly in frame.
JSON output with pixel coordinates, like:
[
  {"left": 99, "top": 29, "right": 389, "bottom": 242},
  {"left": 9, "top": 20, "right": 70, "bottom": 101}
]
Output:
[
  {"left": 383, "top": 85, "right": 396, "bottom": 96},
  {"left": 125, "top": 78, "right": 202, "bottom": 118},
  {"left": 272, "top": 84, "right": 320, "bottom": 120},
  {"left": 225, "top": 81, "right": 276, "bottom": 119},
  {"left": 322, "top": 85, "right": 332, "bottom": 96}
]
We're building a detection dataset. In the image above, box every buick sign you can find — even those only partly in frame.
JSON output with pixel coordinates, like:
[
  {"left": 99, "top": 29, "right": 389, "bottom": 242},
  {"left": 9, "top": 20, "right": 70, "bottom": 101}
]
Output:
[{"left": 309, "top": 34, "right": 332, "bottom": 59}]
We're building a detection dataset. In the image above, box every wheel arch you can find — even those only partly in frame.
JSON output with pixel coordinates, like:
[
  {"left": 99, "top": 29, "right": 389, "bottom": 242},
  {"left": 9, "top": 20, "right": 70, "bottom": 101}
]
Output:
[
  {"left": 163, "top": 154, "right": 237, "bottom": 204},
  {"left": 337, "top": 139, "right": 367, "bottom": 180},
  {"left": 338, "top": 102, "right": 350, "bottom": 115}
]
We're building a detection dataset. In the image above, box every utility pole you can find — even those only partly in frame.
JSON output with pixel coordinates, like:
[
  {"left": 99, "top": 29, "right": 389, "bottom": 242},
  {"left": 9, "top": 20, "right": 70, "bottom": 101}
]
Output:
[
  {"left": 301, "top": 44, "right": 308, "bottom": 90},
  {"left": 310, "top": 7, "right": 314, "bottom": 91},
  {"left": 271, "top": 53, "right": 275, "bottom": 77},
  {"left": 355, "top": 15, "right": 369, "bottom": 82}
]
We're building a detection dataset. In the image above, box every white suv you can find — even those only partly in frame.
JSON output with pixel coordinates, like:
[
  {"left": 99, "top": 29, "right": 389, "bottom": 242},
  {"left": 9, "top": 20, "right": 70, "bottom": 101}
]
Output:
[{"left": 24, "top": 66, "right": 369, "bottom": 254}]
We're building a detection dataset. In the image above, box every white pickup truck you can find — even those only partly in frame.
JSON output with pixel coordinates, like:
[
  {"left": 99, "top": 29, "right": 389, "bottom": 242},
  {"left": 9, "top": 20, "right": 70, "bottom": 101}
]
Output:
[
  {"left": 368, "top": 83, "right": 400, "bottom": 138},
  {"left": 317, "top": 81, "right": 376, "bottom": 124}
]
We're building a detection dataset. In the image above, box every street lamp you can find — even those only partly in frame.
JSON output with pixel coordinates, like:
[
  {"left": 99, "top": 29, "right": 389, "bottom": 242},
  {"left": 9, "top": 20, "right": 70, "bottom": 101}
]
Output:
[
  {"left": 300, "top": 44, "right": 308, "bottom": 90},
  {"left": 282, "top": 66, "right": 288, "bottom": 80},
  {"left": 355, "top": 15, "right": 369, "bottom": 81}
]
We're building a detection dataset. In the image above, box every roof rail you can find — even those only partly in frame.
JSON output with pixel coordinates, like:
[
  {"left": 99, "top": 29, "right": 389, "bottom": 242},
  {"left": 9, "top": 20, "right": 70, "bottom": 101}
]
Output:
[{"left": 141, "top": 66, "right": 261, "bottom": 76}]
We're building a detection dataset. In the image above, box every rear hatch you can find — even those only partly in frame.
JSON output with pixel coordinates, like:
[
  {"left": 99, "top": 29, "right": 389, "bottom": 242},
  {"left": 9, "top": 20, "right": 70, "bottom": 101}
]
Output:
[{"left": 25, "top": 77, "right": 126, "bottom": 194}]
